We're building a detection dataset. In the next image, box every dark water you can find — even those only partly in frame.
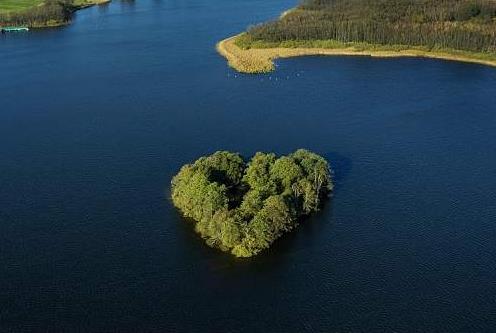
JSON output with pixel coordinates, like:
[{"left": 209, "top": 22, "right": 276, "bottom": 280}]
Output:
[{"left": 1, "top": 0, "right": 496, "bottom": 332}]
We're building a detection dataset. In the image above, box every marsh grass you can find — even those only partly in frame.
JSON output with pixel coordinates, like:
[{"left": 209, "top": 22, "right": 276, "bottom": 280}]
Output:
[{"left": 218, "top": 33, "right": 496, "bottom": 73}]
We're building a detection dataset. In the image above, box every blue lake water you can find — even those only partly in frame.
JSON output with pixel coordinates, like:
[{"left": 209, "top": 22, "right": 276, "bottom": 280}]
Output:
[{"left": 1, "top": 0, "right": 496, "bottom": 331}]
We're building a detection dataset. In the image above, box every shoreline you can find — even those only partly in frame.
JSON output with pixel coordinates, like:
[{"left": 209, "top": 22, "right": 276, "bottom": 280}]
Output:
[
  {"left": 73, "top": 0, "right": 111, "bottom": 11},
  {"left": 0, "top": 0, "right": 111, "bottom": 29},
  {"left": 51, "top": 0, "right": 112, "bottom": 27},
  {"left": 217, "top": 34, "right": 496, "bottom": 74}
]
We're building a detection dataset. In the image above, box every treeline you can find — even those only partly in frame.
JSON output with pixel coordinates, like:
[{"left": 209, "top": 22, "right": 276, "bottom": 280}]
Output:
[
  {"left": 246, "top": 0, "right": 496, "bottom": 53},
  {"left": 171, "top": 150, "right": 333, "bottom": 257},
  {"left": 1, "top": 1, "right": 76, "bottom": 28}
]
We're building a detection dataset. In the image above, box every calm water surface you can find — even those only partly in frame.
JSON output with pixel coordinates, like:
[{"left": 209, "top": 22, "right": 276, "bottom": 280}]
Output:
[{"left": 1, "top": 0, "right": 496, "bottom": 332}]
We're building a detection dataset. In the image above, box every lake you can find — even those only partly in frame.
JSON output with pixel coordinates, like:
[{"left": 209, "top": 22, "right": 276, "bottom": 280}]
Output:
[{"left": 1, "top": 0, "right": 496, "bottom": 332}]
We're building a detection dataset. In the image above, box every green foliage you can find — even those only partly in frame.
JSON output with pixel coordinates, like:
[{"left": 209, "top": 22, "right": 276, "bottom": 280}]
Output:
[
  {"left": 242, "top": 152, "right": 277, "bottom": 193},
  {"left": 171, "top": 150, "right": 333, "bottom": 257},
  {"left": 194, "top": 151, "right": 245, "bottom": 187},
  {"left": 171, "top": 165, "right": 229, "bottom": 222},
  {"left": 244, "top": 0, "right": 496, "bottom": 54},
  {"left": 0, "top": 0, "right": 103, "bottom": 27},
  {"left": 270, "top": 156, "right": 304, "bottom": 194}
]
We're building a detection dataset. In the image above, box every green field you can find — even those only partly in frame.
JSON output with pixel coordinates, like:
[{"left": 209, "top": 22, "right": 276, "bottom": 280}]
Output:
[{"left": 0, "top": 0, "right": 44, "bottom": 14}]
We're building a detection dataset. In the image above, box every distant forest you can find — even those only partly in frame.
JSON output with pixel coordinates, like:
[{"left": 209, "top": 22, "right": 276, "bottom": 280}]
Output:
[
  {"left": 0, "top": 0, "right": 73, "bottom": 27},
  {"left": 246, "top": 0, "right": 496, "bottom": 53},
  {"left": 0, "top": 0, "right": 109, "bottom": 28}
]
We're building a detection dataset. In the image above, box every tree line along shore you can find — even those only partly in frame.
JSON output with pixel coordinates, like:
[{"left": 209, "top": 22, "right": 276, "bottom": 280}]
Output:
[
  {"left": 217, "top": 0, "right": 496, "bottom": 73},
  {"left": 0, "top": 0, "right": 110, "bottom": 28}
]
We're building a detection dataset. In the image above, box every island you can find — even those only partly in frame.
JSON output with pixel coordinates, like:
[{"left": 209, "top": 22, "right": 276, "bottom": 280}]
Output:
[
  {"left": 0, "top": 0, "right": 110, "bottom": 28},
  {"left": 171, "top": 150, "right": 333, "bottom": 257},
  {"left": 217, "top": 0, "right": 496, "bottom": 73}
]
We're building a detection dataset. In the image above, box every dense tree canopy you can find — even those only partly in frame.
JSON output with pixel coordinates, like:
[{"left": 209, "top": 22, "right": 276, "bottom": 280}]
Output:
[
  {"left": 244, "top": 0, "right": 496, "bottom": 54},
  {"left": 171, "top": 150, "right": 333, "bottom": 257}
]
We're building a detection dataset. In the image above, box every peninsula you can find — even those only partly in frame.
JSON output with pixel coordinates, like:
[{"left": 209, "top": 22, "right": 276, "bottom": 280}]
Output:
[
  {"left": 171, "top": 150, "right": 333, "bottom": 258},
  {"left": 0, "top": 0, "right": 110, "bottom": 28},
  {"left": 218, "top": 0, "right": 496, "bottom": 73}
]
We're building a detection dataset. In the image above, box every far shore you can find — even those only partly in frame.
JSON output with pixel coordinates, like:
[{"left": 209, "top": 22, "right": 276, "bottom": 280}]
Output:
[
  {"left": 0, "top": 0, "right": 111, "bottom": 29},
  {"left": 217, "top": 34, "right": 496, "bottom": 74}
]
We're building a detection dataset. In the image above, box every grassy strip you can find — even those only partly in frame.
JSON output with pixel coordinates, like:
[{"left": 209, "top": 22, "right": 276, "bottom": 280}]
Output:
[{"left": 217, "top": 33, "right": 496, "bottom": 74}]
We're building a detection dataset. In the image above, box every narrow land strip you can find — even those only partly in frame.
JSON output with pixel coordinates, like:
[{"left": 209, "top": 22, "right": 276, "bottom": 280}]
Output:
[{"left": 217, "top": 34, "right": 496, "bottom": 74}]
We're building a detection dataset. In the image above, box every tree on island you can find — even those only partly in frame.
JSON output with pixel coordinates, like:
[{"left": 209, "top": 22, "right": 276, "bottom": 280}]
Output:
[{"left": 171, "top": 149, "right": 333, "bottom": 257}]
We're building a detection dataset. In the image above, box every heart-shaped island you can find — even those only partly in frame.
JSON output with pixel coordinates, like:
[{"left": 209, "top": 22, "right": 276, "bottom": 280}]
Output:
[{"left": 171, "top": 149, "right": 333, "bottom": 257}]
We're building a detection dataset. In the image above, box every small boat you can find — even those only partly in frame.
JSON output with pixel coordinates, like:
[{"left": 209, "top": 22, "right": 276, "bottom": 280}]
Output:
[{"left": 1, "top": 26, "right": 29, "bottom": 33}]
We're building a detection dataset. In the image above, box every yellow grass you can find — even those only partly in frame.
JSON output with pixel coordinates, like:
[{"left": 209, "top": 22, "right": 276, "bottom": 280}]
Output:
[
  {"left": 217, "top": 34, "right": 496, "bottom": 74},
  {"left": 73, "top": 0, "right": 111, "bottom": 8}
]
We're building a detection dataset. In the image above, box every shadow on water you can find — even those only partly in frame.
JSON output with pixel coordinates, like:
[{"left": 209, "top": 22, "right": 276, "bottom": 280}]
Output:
[
  {"left": 170, "top": 201, "right": 336, "bottom": 266},
  {"left": 169, "top": 193, "right": 337, "bottom": 276},
  {"left": 324, "top": 151, "right": 352, "bottom": 193}
]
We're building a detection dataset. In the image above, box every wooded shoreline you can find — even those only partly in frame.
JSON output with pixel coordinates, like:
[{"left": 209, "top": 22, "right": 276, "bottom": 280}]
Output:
[
  {"left": 0, "top": 0, "right": 110, "bottom": 28},
  {"left": 218, "top": 0, "right": 496, "bottom": 73}
]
